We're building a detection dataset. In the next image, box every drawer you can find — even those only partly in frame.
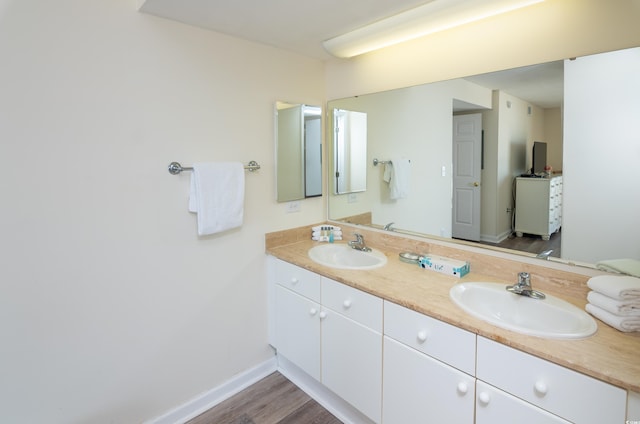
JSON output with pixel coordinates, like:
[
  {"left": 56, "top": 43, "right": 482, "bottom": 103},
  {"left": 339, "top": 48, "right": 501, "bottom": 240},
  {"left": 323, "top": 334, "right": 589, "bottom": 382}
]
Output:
[
  {"left": 384, "top": 300, "right": 476, "bottom": 376},
  {"left": 321, "top": 277, "right": 382, "bottom": 332},
  {"left": 476, "top": 380, "right": 570, "bottom": 424},
  {"left": 274, "top": 259, "right": 321, "bottom": 302},
  {"left": 477, "top": 336, "right": 626, "bottom": 424}
]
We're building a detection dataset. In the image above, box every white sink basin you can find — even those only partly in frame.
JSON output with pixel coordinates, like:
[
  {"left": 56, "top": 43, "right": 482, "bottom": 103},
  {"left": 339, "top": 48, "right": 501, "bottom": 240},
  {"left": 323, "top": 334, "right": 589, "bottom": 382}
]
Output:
[
  {"left": 450, "top": 282, "right": 597, "bottom": 339},
  {"left": 308, "top": 244, "right": 387, "bottom": 270}
]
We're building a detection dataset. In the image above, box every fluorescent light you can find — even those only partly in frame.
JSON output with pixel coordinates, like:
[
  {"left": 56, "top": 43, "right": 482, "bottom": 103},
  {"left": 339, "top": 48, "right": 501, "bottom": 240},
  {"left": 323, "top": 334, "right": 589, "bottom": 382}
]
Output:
[{"left": 323, "top": 0, "right": 544, "bottom": 58}]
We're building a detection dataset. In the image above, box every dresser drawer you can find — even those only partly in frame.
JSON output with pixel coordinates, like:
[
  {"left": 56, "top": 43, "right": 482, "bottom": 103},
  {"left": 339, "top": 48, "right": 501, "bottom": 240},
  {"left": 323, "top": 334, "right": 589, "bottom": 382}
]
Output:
[
  {"left": 274, "top": 259, "right": 321, "bottom": 302},
  {"left": 321, "top": 277, "right": 382, "bottom": 332},
  {"left": 384, "top": 300, "right": 476, "bottom": 375},
  {"left": 477, "top": 336, "right": 626, "bottom": 424}
]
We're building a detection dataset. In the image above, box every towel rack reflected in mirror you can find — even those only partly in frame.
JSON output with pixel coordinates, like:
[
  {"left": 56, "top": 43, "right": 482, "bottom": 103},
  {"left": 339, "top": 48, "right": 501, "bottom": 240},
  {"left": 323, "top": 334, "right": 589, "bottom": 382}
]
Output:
[
  {"left": 168, "top": 161, "right": 261, "bottom": 175},
  {"left": 372, "top": 158, "right": 410, "bottom": 166}
]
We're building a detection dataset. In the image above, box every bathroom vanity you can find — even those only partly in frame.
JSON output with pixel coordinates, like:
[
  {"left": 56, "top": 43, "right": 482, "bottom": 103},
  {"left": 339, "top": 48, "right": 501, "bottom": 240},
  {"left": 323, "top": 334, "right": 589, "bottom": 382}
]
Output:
[{"left": 266, "top": 225, "right": 640, "bottom": 424}]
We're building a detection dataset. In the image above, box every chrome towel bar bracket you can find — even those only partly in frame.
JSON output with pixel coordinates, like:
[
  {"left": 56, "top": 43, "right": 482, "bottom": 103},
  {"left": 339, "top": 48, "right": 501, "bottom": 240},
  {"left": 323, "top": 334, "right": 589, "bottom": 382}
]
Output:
[{"left": 168, "top": 161, "right": 261, "bottom": 175}]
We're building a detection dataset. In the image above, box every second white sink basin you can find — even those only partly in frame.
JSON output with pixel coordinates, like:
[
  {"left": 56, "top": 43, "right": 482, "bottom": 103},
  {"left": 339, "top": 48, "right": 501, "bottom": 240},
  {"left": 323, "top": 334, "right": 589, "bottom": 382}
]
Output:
[
  {"left": 308, "top": 244, "right": 387, "bottom": 270},
  {"left": 450, "top": 282, "right": 597, "bottom": 339}
]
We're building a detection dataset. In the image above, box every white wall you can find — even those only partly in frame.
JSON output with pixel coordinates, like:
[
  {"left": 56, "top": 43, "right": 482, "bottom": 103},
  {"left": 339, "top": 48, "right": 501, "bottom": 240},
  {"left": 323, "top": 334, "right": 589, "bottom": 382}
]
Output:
[
  {"left": 563, "top": 47, "right": 640, "bottom": 263},
  {"left": 0, "top": 1, "right": 324, "bottom": 423}
]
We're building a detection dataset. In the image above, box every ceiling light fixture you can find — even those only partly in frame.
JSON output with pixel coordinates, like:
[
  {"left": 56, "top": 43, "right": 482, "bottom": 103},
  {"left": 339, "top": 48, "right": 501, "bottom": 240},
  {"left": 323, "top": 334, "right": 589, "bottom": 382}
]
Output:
[{"left": 322, "top": 0, "right": 545, "bottom": 58}]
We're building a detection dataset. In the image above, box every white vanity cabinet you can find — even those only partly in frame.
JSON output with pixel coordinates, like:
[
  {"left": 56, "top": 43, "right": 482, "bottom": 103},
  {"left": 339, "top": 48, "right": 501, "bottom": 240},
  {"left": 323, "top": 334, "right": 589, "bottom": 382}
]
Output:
[
  {"left": 272, "top": 258, "right": 383, "bottom": 423},
  {"left": 273, "top": 259, "right": 322, "bottom": 380},
  {"left": 477, "top": 336, "right": 627, "bottom": 424},
  {"left": 321, "top": 277, "right": 383, "bottom": 423},
  {"left": 382, "top": 301, "right": 476, "bottom": 423},
  {"left": 514, "top": 176, "right": 562, "bottom": 240},
  {"left": 270, "top": 257, "right": 632, "bottom": 424}
]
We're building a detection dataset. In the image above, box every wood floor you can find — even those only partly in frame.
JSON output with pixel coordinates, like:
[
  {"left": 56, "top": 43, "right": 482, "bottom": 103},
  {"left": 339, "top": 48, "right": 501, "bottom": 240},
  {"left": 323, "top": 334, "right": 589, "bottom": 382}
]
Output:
[
  {"left": 186, "top": 372, "right": 342, "bottom": 424},
  {"left": 478, "top": 229, "right": 561, "bottom": 258}
]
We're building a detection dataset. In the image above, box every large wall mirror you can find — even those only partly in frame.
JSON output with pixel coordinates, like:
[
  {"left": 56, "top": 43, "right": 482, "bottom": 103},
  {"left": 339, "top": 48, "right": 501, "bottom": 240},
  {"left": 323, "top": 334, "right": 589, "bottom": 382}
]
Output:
[
  {"left": 328, "top": 46, "right": 640, "bottom": 266},
  {"left": 276, "top": 102, "right": 322, "bottom": 202}
]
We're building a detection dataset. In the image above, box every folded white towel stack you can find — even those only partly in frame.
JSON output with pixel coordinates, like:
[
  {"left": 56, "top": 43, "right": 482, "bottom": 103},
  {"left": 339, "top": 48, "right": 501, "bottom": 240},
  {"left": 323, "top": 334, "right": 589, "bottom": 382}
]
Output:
[
  {"left": 585, "top": 274, "right": 640, "bottom": 332},
  {"left": 189, "top": 162, "right": 245, "bottom": 236}
]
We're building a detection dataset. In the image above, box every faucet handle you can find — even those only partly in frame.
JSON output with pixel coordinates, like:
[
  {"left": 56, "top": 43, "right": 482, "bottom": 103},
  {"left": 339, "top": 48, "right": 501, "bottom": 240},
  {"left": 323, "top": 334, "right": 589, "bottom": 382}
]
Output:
[{"left": 518, "top": 272, "right": 531, "bottom": 287}]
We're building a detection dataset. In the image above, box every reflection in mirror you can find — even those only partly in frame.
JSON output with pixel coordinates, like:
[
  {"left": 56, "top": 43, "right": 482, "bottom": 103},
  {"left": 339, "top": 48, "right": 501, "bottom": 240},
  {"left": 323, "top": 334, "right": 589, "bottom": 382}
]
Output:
[
  {"left": 327, "top": 47, "right": 640, "bottom": 266},
  {"left": 276, "top": 102, "right": 322, "bottom": 202},
  {"left": 332, "top": 108, "right": 367, "bottom": 194}
]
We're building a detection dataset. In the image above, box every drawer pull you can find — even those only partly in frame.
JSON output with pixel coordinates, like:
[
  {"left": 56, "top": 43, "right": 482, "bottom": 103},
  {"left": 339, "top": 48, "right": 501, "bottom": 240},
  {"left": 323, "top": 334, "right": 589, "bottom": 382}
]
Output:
[
  {"left": 534, "top": 380, "right": 548, "bottom": 396},
  {"left": 319, "top": 311, "right": 327, "bottom": 320},
  {"left": 291, "top": 277, "right": 299, "bottom": 284},
  {"left": 309, "top": 308, "right": 318, "bottom": 316},
  {"left": 478, "top": 391, "right": 491, "bottom": 406},
  {"left": 343, "top": 299, "right": 352, "bottom": 309},
  {"left": 416, "top": 330, "right": 428, "bottom": 343},
  {"left": 457, "top": 382, "right": 468, "bottom": 395}
]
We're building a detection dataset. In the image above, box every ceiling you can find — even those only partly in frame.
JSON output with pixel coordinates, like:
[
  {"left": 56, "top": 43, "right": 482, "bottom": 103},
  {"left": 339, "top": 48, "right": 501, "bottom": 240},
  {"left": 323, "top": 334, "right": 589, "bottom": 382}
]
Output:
[
  {"left": 138, "top": 0, "right": 563, "bottom": 108},
  {"left": 138, "top": 0, "right": 430, "bottom": 60}
]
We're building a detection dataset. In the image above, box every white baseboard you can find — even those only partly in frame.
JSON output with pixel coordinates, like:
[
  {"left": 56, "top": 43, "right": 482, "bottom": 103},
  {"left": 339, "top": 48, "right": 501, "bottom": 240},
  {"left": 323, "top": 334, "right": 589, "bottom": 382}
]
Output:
[
  {"left": 147, "top": 353, "right": 374, "bottom": 424},
  {"left": 146, "top": 357, "right": 278, "bottom": 424},
  {"left": 480, "top": 229, "right": 512, "bottom": 244}
]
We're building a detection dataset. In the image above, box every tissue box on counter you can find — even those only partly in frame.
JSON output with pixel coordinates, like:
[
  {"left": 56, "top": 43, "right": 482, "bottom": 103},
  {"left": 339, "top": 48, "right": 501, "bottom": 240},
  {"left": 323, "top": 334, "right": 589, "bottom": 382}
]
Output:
[{"left": 419, "top": 254, "right": 470, "bottom": 278}]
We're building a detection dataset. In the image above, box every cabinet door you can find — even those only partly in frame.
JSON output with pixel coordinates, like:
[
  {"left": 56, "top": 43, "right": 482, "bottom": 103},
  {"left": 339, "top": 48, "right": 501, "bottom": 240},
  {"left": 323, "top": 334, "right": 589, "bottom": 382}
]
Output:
[
  {"left": 476, "top": 381, "right": 570, "bottom": 424},
  {"left": 322, "top": 309, "right": 382, "bottom": 423},
  {"left": 383, "top": 336, "right": 474, "bottom": 424},
  {"left": 275, "top": 285, "right": 321, "bottom": 380}
]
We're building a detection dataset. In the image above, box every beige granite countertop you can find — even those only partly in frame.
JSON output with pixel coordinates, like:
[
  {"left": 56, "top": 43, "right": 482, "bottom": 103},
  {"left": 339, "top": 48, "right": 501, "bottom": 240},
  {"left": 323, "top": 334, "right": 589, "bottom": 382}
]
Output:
[{"left": 266, "top": 230, "right": 640, "bottom": 394}]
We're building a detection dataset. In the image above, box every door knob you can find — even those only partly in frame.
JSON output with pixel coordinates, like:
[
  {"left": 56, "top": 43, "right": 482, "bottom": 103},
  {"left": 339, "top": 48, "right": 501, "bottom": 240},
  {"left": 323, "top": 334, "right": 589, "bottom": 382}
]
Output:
[{"left": 473, "top": 182, "right": 480, "bottom": 187}]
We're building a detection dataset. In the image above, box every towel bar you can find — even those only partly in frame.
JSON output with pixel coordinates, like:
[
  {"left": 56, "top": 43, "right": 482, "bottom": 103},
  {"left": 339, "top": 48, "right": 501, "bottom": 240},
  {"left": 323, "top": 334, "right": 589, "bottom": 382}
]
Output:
[
  {"left": 373, "top": 158, "right": 410, "bottom": 166},
  {"left": 168, "top": 161, "right": 261, "bottom": 175}
]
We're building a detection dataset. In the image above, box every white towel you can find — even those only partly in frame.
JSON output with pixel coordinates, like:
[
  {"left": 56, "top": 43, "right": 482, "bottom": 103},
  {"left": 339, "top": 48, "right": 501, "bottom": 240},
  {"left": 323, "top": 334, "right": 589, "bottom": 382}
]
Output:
[
  {"left": 189, "top": 162, "right": 244, "bottom": 236},
  {"left": 587, "top": 275, "right": 640, "bottom": 300},
  {"left": 596, "top": 259, "right": 640, "bottom": 278},
  {"left": 587, "top": 291, "right": 640, "bottom": 316},
  {"left": 585, "top": 303, "right": 640, "bottom": 332},
  {"left": 385, "top": 157, "right": 411, "bottom": 199}
]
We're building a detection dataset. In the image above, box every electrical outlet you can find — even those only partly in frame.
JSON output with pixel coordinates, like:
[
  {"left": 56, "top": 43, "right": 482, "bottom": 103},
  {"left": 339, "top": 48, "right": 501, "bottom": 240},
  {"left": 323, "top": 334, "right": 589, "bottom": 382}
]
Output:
[
  {"left": 347, "top": 193, "right": 358, "bottom": 203},
  {"left": 285, "top": 201, "right": 301, "bottom": 213}
]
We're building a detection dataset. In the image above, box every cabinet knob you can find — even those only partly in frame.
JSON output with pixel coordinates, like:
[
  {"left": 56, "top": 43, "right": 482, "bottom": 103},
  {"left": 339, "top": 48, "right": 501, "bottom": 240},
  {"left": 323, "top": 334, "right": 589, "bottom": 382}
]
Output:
[
  {"left": 291, "top": 277, "right": 299, "bottom": 284},
  {"left": 416, "top": 330, "right": 428, "bottom": 343},
  {"left": 534, "top": 380, "right": 548, "bottom": 396},
  {"left": 343, "top": 299, "right": 352, "bottom": 309},
  {"left": 478, "top": 391, "right": 491, "bottom": 406},
  {"left": 457, "top": 382, "right": 468, "bottom": 395},
  {"left": 319, "top": 311, "right": 327, "bottom": 320},
  {"left": 309, "top": 308, "right": 318, "bottom": 316}
]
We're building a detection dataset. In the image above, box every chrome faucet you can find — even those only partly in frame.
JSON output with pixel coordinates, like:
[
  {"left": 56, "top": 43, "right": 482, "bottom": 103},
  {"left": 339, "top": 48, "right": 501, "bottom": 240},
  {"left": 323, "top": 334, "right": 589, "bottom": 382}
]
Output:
[
  {"left": 506, "top": 272, "right": 546, "bottom": 299},
  {"left": 383, "top": 222, "right": 395, "bottom": 231},
  {"left": 348, "top": 233, "right": 372, "bottom": 252},
  {"left": 536, "top": 249, "right": 554, "bottom": 260}
]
